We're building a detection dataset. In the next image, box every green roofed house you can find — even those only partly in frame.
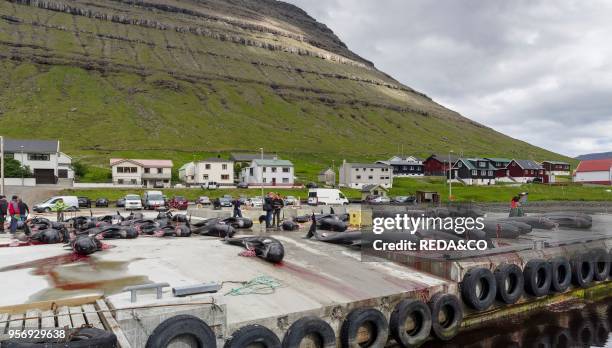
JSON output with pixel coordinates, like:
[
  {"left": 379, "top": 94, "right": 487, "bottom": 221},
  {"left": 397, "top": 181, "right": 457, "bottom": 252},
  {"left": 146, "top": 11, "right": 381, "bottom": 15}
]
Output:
[
  {"left": 484, "top": 157, "right": 512, "bottom": 180},
  {"left": 240, "top": 158, "right": 294, "bottom": 187},
  {"left": 449, "top": 158, "right": 497, "bottom": 185}
]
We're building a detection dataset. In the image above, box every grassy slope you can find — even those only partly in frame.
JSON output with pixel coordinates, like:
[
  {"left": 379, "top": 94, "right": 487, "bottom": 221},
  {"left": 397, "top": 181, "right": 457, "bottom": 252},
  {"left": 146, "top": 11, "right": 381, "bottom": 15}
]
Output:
[{"left": 0, "top": 1, "right": 576, "bottom": 184}]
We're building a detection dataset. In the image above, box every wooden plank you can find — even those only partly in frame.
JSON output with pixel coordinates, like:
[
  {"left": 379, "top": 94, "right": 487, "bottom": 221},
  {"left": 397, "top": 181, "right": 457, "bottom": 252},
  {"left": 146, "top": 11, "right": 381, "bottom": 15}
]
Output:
[
  {"left": 24, "top": 309, "right": 39, "bottom": 329},
  {"left": 82, "top": 304, "right": 104, "bottom": 330},
  {"left": 0, "top": 312, "right": 8, "bottom": 334},
  {"left": 8, "top": 313, "right": 23, "bottom": 329},
  {"left": 40, "top": 310, "right": 56, "bottom": 328},
  {"left": 0, "top": 295, "right": 102, "bottom": 315},
  {"left": 69, "top": 306, "right": 86, "bottom": 328},
  {"left": 56, "top": 306, "right": 71, "bottom": 328},
  {"left": 96, "top": 300, "right": 131, "bottom": 348}
]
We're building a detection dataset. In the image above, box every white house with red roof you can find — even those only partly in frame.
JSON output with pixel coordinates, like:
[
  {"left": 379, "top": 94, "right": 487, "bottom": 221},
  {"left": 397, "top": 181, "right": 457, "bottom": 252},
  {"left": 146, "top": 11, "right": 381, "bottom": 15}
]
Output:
[
  {"left": 573, "top": 158, "right": 612, "bottom": 185},
  {"left": 110, "top": 158, "right": 173, "bottom": 188}
]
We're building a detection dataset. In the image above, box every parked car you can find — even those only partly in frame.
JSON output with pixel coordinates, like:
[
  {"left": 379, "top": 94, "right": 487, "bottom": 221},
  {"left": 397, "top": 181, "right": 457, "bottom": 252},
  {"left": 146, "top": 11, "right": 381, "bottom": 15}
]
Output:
[
  {"left": 239, "top": 195, "right": 248, "bottom": 204},
  {"left": 201, "top": 181, "right": 219, "bottom": 190},
  {"left": 365, "top": 195, "right": 391, "bottom": 204},
  {"left": 33, "top": 196, "right": 79, "bottom": 213},
  {"left": 306, "top": 182, "right": 318, "bottom": 189},
  {"left": 116, "top": 198, "right": 126, "bottom": 208},
  {"left": 219, "top": 196, "right": 233, "bottom": 207},
  {"left": 95, "top": 198, "right": 109, "bottom": 207},
  {"left": 248, "top": 196, "right": 263, "bottom": 207},
  {"left": 124, "top": 194, "right": 142, "bottom": 210},
  {"left": 284, "top": 196, "right": 298, "bottom": 205},
  {"left": 78, "top": 197, "right": 92, "bottom": 208},
  {"left": 144, "top": 190, "right": 165, "bottom": 210},
  {"left": 393, "top": 196, "right": 416, "bottom": 204},
  {"left": 169, "top": 196, "right": 189, "bottom": 210},
  {"left": 237, "top": 182, "right": 249, "bottom": 189},
  {"left": 196, "top": 196, "right": 211, "bottom": 206}
]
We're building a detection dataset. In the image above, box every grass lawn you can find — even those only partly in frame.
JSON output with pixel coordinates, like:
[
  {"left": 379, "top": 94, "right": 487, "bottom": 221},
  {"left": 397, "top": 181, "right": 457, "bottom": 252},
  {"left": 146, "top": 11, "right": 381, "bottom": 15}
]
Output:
[{"left": 60, "top": 177, "right": 612, "bottom": 203}]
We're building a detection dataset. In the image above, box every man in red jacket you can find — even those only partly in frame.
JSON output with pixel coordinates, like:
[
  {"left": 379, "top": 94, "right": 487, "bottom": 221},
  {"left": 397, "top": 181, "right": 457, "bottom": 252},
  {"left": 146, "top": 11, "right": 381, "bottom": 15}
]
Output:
[{"left": 8, "top": 195, "right": 20, "bottom": 234}]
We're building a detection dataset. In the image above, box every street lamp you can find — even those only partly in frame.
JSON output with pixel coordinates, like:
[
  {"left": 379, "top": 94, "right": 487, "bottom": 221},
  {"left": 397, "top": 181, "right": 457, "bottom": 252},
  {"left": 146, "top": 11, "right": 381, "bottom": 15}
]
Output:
[
  {"left": 448, "top": 150, "right": 454, "bottom": 201},
  {"left": 0, "top": 135, "right": 4, "bottom": 195},
  {"left": 259, "top": 147, "right": 264, "bottom": 232},
  {"left": 20, "top": 145, "right": 24, "bottom": 186}
]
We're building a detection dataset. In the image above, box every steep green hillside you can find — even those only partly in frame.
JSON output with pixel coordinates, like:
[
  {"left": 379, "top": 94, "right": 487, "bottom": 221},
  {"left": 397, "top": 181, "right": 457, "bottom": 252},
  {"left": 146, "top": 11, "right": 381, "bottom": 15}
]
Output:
[{"left": 0, "top": 0, "right": 572, "bottom": 180}]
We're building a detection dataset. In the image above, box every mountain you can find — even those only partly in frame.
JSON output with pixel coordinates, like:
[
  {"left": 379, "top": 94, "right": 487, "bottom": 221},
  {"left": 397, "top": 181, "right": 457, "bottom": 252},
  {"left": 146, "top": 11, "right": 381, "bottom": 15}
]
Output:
[
  {"left": 0, "top": 0, "right": 572, "bottom": 178},
  {"left": 576, "top": 152, "right": 612, "bottom": 161}
]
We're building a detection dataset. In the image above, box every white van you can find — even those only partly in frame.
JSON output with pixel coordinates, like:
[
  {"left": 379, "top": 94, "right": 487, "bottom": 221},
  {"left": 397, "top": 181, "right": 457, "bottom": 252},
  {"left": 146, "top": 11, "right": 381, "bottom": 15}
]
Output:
[
  {"left": 143, "top": 190, "right": 165, "bottom": 210},
  {"left": 33, "top": 196, "right": 79, "bottom": 213},
  {"left": 307, "top": 189, "right": 349, "bottom": 205}
]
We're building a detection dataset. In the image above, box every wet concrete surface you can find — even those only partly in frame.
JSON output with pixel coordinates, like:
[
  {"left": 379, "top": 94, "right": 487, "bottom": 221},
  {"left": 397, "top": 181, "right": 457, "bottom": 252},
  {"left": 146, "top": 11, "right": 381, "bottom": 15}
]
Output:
[{"left": 419, "top": 298, "right": 612, "bottom": 348}]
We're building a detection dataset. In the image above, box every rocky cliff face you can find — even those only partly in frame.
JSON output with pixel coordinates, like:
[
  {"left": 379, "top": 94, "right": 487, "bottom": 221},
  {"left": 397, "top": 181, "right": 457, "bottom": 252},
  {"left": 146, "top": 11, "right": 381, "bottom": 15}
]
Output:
[{"left": 0, "top": 0, "right": 567, "bottom": 163}]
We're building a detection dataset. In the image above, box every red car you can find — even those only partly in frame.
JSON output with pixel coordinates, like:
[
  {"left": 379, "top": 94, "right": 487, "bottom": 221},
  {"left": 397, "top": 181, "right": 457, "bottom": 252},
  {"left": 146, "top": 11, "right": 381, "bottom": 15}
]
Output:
[{"left": 168, "top": 196, "right": 189, "bottom": 210}]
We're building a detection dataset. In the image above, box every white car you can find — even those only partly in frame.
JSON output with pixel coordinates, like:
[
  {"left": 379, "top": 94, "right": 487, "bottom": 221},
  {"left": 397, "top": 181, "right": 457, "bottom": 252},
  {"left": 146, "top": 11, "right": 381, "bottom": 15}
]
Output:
[
  {"left": 249, "top": 197, "right": 263, "bottom": 207},
  {"left": 124, "top": 194, "right": 143, "bottom": 210}
]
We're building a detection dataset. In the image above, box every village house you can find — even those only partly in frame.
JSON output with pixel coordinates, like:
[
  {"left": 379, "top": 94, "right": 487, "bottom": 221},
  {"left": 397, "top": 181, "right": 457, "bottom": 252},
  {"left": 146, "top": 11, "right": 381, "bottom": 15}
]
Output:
[
  {"left": 338, "top": 161, "right": 393, "bottom": 189},
  {"left": 240, "top": 159, "right": 294, "bottom": 186},
  {"left": 573, "top": 158, "right": 612, "bottom": 185},
  {"left": 423, "top": 154, "right": 459, "bottom": 176},
  {"left": 179, "top": 158, "right": 234, "bottom": 186},
  {"left": 505, "top": 159, "right": 544, "bottom": 183},
  {"left": 110, "top": 159, "right": 173, "bottom": 188},
  {"left": 3, "top": 138, "right": 73, "bottom": 184},
  {"left": 542, "top": 161, "right": 571, "bottom": 176},
  {"left": 376, "top": 156, "right": 424, "bottom": 177},
  {"left": 317, "top": 167, "right": 336, "bottom": 186},
  {"left": 360, "top": 184, "right": 389, "bottom": 201},
  {"left": 229, "top": 153, "right": 276, "bottom": 166},
  {"left": 449, "top": 158, "right": 496, "bottom": 185},
  {"left": 484, "top": 157, "right": 512, "bottom": 178}
]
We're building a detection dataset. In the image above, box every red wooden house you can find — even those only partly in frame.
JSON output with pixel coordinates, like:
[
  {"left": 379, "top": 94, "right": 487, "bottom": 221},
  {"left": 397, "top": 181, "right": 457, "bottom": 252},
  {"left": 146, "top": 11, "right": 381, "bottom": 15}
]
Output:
[
  {"left": 506, "top": 159, "right": 544, "bottom": 183},
  {"left": 423, "top": 154, "right": 459, "bottom": 176}
]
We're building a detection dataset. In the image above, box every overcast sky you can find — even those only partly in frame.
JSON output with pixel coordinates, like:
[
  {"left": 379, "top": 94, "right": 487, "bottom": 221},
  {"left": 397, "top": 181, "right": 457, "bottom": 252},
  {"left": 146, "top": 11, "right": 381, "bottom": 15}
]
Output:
[{"left": 287, "top": 0, "right": 612, "bottom": 157}]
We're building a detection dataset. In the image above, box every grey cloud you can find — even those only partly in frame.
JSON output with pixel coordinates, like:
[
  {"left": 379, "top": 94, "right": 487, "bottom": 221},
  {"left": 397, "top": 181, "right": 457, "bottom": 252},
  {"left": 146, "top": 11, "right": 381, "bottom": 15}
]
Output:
[{"left": 287, "top": 0, "right": 612, "bottom": 156}]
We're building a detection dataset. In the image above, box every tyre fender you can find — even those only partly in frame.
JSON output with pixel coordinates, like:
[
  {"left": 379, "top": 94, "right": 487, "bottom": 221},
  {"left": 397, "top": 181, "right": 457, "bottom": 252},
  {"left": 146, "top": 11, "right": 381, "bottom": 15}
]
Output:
[
  {"left": 571, "top": 253, "right": 594, "bottom": 288},
  {"left": 2, "top": 328, "right": 117, "bottom": 348},
  {"left": 590, "top": 248, "right": 610, "bottom": 281},
  {"left": 494, "top": 263, "right": 524, "bottom": 304},
  {"left": 282, "top": 316, "right": 335, "bottom": 348},
  {"left": 523, "top": 259, "right": 551, "bottom": 297},
  {"left": 460, "top": 267, "right": 496, "bottom": 310},
  {"left": 224, "top": 324, "right": 280, "bottom": 348},
  {"left": 146, "top": 314, "right": 216, "bottom": 348},
  {"left": 428, "top": 293, "right": 463, "bottom": 341},
  {"left": 549, "top": 256, "right": 571, "bottom": 293},
  {"left": 340, "top": 307, "right": 389, "bottom": 348},
  {"left": 389, "top": 299, "right": 432, "bottom": 348}
]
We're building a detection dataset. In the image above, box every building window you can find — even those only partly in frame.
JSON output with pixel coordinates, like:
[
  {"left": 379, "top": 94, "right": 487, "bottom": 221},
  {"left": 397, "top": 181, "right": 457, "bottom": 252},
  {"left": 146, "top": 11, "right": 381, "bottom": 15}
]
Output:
[
  {"left": 221, "top": 174, "right": 229, "bottom": 180},
  {"left": 157, "top": 168, "right": 163, "bottom": 174},
  {"left": 368, "top": 175, "right": 373, "bottom": 179},
  {"left": 28, "top": 153, "right": 50, "bottom": 161},
  {"left": 524, "top": 170, "right": 528, "bottom": 175},
  {"left": 222, "top": 164, "right": 227, "bottom": 170},
  {"left": 471, "top": 170, "right": 477, "bottom": 176},
  {"left": 118, "top": 179, "right": 124, "bottom": 184},
  {"left": 356, "top": 175, "right": 361, "bottom": 179},
  {"left": 263, "top": 178, "right": 267, "bottom": 183},
  {"left": 144, "top": 168, "right": 150, "bottom": 173},
  {"left": 282, "top": 178, "right": 289, "bottom": 183},
  {"left": 203, "top": 174, "right": 209, "bottom": 180},
  {"left": 480, "top": 170, "right": 486, "bottom": 176},
  {"left": 478, "top": 162, "right": 485, "bottom": 167},
  {"left": 117, "top": 166, "right": 137, "bottom": 173},
  {"left": 205, "top": 164, "right": 211, "bottom": 170},
  {"left": 457, "top": 162, "right": 462, "bottom": 168},
  {"left": 488, "top": 170, "right": 493, "bottom": 176},
  {"left": 130, "top": 179, "right": 137, "bottom": 184},
  {"left": 272, "top": 167, "right": 277, "bottom": 173},
  {"left": 282, "top": 167, "right": 290, "bottom": 173},
  {"left": 263, "top": 167, "right": 267, "bottom": 172},
  {"left": 4, "top": 153, "right": 14, "bottom": 159}
]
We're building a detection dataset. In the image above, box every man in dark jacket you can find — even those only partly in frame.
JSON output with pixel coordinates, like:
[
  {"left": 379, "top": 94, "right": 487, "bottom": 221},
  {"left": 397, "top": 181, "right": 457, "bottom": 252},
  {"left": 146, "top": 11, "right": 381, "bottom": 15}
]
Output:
[
  {"left": 18, "top": 199, "right": 29, "bottom": 221},
  {"left": 0, "top": 195, "right": 8, "bottom": 233},
  {"left": 263, "top": 193, "right": 274, "bottom": 228},
  {"left": 232, "top": 197, "right": 242, "bottom": 218},
  {"left": 272, "top": 193, "right": 285, "bottom": 229}
]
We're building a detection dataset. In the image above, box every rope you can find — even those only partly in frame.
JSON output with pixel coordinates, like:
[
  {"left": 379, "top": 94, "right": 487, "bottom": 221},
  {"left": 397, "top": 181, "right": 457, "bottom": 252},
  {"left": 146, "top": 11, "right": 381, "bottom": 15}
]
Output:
[{"left": 224, "top": 276, "right": 283, "bottom": 296}]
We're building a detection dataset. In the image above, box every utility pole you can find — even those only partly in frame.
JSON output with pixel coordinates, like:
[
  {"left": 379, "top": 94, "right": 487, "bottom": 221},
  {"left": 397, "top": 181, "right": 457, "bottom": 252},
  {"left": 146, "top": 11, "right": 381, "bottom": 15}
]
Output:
[
  {"left": 20, "top": 145, "right": 24, "bottom": 186},
  {"left": 0, "top": 135, "right": 4, "bottom": 195},
  {"left": 448, "top": 150, "right": 454, "bottom": 201},
  {"left": 259, "top": 147, "right": 264, "bottom": 232}
]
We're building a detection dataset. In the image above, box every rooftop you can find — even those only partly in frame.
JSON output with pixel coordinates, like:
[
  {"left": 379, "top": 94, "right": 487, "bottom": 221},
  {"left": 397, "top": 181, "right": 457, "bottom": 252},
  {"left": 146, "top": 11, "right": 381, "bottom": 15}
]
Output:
[
  {"left": 252, "top": 159, "right": 293, "bottom": 166},
  {"left": 110, "top": 158, "right": 174, "bottom": 168},
  {"left": 230, "top": 153, "right": 276, "bottom": 161},
  {"left": 576, "top": 158, "right": 612, "bottom": 172},
  {"left": 3, "top": 138, "right": 59, "bottom": 153},
  {"left": 512, "top": 159, "right": 543, "bottom": 170},
  {"left": 201, "top": 157, "right": 233, "bottom": 163},
  {"left": 344, "top": 162, "right": 389, "bottom": 168}
]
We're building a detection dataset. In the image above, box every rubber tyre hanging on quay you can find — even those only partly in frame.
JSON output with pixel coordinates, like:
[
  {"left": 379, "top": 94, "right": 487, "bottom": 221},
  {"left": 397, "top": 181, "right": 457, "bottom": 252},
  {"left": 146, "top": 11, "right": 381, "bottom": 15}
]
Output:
[
  {"left": 460, "top": 267, "right": 496, "bottom": 310},
  {"left": 281, "top": 316, "right": 336, "bottom": 348},
  {"left": 224, "top": 324, "right": 280, "bottom": 348},
  {"left": 494, "top": 263, "right": 524, "bottom": 304},
  {"left": 590, "top": 248, "right": 610, "bottom": 281},
  {"left": 428, "top": 293, "right": 463, "bottom": 341},
  {"left": 389, "top": 299, "right": 432, "bottom": 348},
  {"left": 549, "top": 256, "right": 572, "bottom": 293},
  {"left": 523, "top": 259, "right": 551, "bottom": 297},
  {"left": 571, "top": 253, "right": 594, "bottom": 288},
  {"left": 2, "top": 328, "right": 117, "bottom": 348},
  {"left": 340, "top": 307, "right": 389, "bottom": 348},
  {"left": 145, "top": 315, "right": 216, "bottom": 348}
]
